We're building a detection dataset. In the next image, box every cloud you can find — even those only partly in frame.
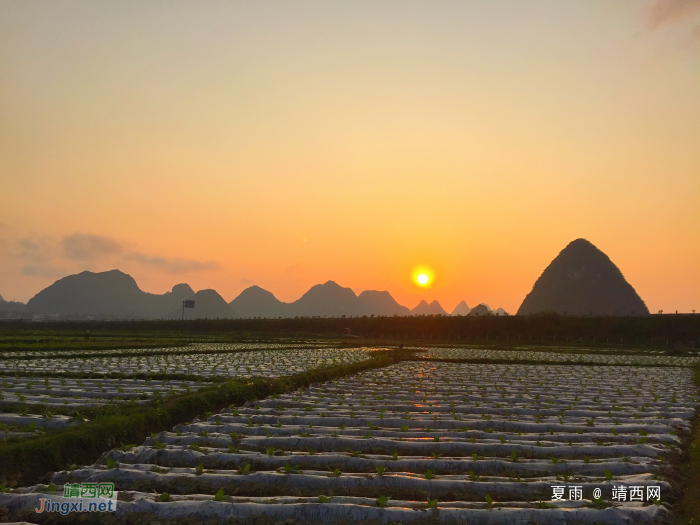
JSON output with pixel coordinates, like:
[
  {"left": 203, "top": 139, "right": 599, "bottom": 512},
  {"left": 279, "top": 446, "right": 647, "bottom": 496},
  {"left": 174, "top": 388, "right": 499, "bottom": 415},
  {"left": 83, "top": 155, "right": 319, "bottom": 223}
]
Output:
[
  {"left": 63, "top": 234, "right": 124, "bottom": 260},
  {"left": 14, "top": 237, "right": 53, "bottom": 264},
  {"left": 647, "top": 0, "right": 700, "bottom": 29},
  {"left": 8, "top": 232, "right": 218, "bottom": 279},
  {"left": 691, "top": 22, "right": 700, "bottom": 39},
  {"left": 20, "top": 265, "right": 65, "bottom": 278},
  {"left": 18, "top": 239, "right": 39, "bottom": 251},
  {"left": 124, "top": 252, "right": 218, "bottom": 273}
]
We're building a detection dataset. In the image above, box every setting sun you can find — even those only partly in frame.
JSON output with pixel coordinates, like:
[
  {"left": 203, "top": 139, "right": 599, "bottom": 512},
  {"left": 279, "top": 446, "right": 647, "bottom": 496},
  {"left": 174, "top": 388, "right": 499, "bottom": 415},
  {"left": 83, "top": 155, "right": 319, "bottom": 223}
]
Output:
[{"left": 412, "top": 266, "right": 435, "bottom": 289}]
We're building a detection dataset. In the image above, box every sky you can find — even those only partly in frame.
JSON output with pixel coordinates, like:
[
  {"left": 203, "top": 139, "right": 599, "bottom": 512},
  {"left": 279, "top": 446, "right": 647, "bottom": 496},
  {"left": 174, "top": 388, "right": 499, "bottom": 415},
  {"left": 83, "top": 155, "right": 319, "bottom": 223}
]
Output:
[{"left": 1, "top": 0, "right": 699, "bottom": 313}]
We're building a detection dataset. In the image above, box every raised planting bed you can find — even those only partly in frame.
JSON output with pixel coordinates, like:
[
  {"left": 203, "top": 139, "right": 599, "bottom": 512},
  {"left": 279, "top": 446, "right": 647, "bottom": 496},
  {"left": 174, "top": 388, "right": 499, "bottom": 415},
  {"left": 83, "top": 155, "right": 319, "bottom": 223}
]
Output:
[
  {"left": 0, "top": 341, "right": 339, "bottom": 360},
  {"left": 417, "top": 347, "right": 700, "bottom": 367},
  {"left": 6, "top": 360, "right": 690, "bottom": 524},
  {"left": 0, "top": 347, "right": 377, "bottom": 379},
  {"left": 0, "top": 377, "right": 200, "bottom": 407}
]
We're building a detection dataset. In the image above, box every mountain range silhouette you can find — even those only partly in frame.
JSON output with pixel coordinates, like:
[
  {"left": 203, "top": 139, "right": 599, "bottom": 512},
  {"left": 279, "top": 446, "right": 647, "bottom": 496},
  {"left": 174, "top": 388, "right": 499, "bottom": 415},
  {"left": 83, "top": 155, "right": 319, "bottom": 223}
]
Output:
[
  {"left": 1, "top": 238, "right": 649, "bottom": 319},
  {"left": 7, "top": 271, "right": 462, "bottom": 319}
]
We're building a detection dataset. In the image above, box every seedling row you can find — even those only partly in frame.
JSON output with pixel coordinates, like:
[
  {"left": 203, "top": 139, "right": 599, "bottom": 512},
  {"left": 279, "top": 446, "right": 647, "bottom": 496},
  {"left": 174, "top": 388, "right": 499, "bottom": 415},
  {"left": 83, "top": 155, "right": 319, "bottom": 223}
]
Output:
[{"left": 21, "top": 361, "right": 690, "bottom": 523}]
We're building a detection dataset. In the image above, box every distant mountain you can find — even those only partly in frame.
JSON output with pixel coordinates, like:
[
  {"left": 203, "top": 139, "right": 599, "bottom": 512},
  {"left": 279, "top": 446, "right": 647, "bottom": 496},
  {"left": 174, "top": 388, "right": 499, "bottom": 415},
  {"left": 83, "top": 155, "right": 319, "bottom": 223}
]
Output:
[
  {"left": 412, "top": 300, "right": 448, "bottom": 316},
  {"left": 357, "top": 290, "right": 410, "bottom": 316},
  {"left": 290, "top": 281, "right": 360, "bottom": 317},
  {"left": 172, "top": 289, "right": 237, "bottom": 319},
  {"left": 25, "top": 270, "right": 194, "bottom": 319},
  {"left": 493, "top": 307, "right": 509, "bottom": 316},
  {"left": 451, "top": 300, "right": 471, "bottom": 316},
  {"left": 468, "top": 304, "right": 492, "bottom": 316},
  {"left": 0, "top": 294, "right": 29, "bottom": 317},
  {"left": 229, "top": 282, "right": 410, "bottom": 318},
  {"left": 230, "top": 285, "right": 288, "bottom": 318},
  {"left": 517, "top": 239, "right": 649, "bottom": 316}
]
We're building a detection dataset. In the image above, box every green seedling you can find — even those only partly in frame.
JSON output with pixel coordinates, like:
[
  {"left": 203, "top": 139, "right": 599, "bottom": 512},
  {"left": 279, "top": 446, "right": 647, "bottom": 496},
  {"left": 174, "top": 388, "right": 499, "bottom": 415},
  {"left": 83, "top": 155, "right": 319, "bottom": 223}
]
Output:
[
  {"left": 237, "top": 463, "right": 251, "bottom": 475},
  {"left": 604, "top": 469, "right": 613, "bottom": 480},
  {"left": 485, "top": 494, "right": 494, "bottom": 509},
  {"left": 376, "top": 495, "right": 390, "bottom": 507},
  {"left": 424, "top": 469, "right": 434, "bottom": 479},
  {"left": 376, "top": 465, "right": 386, "bottom": 476},
  {"left": 427, "top": 498, "right": 438, "bottom": 508},
  {"left": 195, "top": 463, "right": 204, "bottom": 475},
  {"left": 318, "top": 495, "right": 332, "bottom": 503},
  {"left": 158, "top": 493, "right": 170, "bottom": 502},
  {"left": 213, "top": 488, "right": 224, "bottom": 501},
  {"left": 106, "top": 457, "right": 115, "bottom": 469},
  {"left": 328, "top": 468, "right": 341, "bottom": 477},
  {"left": 280, "top": 463, "right": 300, "bottom": 474},
  {"left": 392, "top": 451, "right": 398, "bottom": 461},
  {"left": 511, "top": 449, "right": 518, "bottom": 462}
]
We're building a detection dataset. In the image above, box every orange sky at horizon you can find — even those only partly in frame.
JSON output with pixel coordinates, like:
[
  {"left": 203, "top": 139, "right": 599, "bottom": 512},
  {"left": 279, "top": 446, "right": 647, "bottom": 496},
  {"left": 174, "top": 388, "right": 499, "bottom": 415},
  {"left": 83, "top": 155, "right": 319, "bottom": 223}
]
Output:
[{"left": 1, "top": 1, "right": 699, "bottom": 313}]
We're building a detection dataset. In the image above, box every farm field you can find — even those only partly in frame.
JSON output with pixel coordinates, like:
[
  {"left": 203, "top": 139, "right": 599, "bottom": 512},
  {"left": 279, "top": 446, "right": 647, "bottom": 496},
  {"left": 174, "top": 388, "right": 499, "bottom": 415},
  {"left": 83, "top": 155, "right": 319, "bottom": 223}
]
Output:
[
  {"left": 0, "top": 377, "right": 199, "bottom": 407},
  {"left": 0, "top": 341, "right": 338, "bottom": 359},
  {"left": 3, "top": 358, "right": 691, "bottom": 523},
  {"left": 419, "top": 347, "right": 700, "bottom": 367},
  {"left": 0, "top": 346, "right": 377, "bottom": 379}
]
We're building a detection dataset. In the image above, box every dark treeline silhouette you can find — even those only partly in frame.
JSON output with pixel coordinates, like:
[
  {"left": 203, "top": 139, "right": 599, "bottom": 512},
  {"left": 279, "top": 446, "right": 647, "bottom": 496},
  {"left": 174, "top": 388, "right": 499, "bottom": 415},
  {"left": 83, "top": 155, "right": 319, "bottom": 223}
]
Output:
[{"left": 2, "top": 314, "right": 699, "bottom": 347}]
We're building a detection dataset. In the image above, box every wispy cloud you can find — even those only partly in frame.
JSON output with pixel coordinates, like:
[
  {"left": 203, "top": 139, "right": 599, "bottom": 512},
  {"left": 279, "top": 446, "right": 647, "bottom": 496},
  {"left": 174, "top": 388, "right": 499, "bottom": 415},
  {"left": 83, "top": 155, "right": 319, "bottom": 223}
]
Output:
[
  {"left": 20, "top": 265, "right": 65, "bottom": 278},
  {"left": 63, "top": 234, "right": 124, "bottom": 260},
  {"left": 15, "top": 237, "right": 53, "bottom": 264},
  {"left": 647, "top": 0, "right": 700, "bottom": 29},
  {"left": 123, "top": 252, "right": 219, "bottom": 273},
  {"left": 10, "top": 234, "right": 218, "bottom": 277}
]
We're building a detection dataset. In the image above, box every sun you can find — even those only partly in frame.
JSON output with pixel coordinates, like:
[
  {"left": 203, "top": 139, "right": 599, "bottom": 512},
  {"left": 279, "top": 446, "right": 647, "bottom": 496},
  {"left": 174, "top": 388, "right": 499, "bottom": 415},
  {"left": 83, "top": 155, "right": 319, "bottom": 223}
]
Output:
[{"left": 412, "top": 266, "right": 434, "bottom": 288}]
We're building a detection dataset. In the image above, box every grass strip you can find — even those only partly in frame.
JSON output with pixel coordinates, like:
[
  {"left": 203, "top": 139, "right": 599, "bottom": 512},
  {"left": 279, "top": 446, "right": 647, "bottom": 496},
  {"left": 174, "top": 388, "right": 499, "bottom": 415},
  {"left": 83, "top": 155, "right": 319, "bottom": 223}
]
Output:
[
  {"left": 676, "top": 363, "right": 700, "bottom": 523},
  {"left": 0, "top": 351, "right": 398, "bottom": 487}
]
